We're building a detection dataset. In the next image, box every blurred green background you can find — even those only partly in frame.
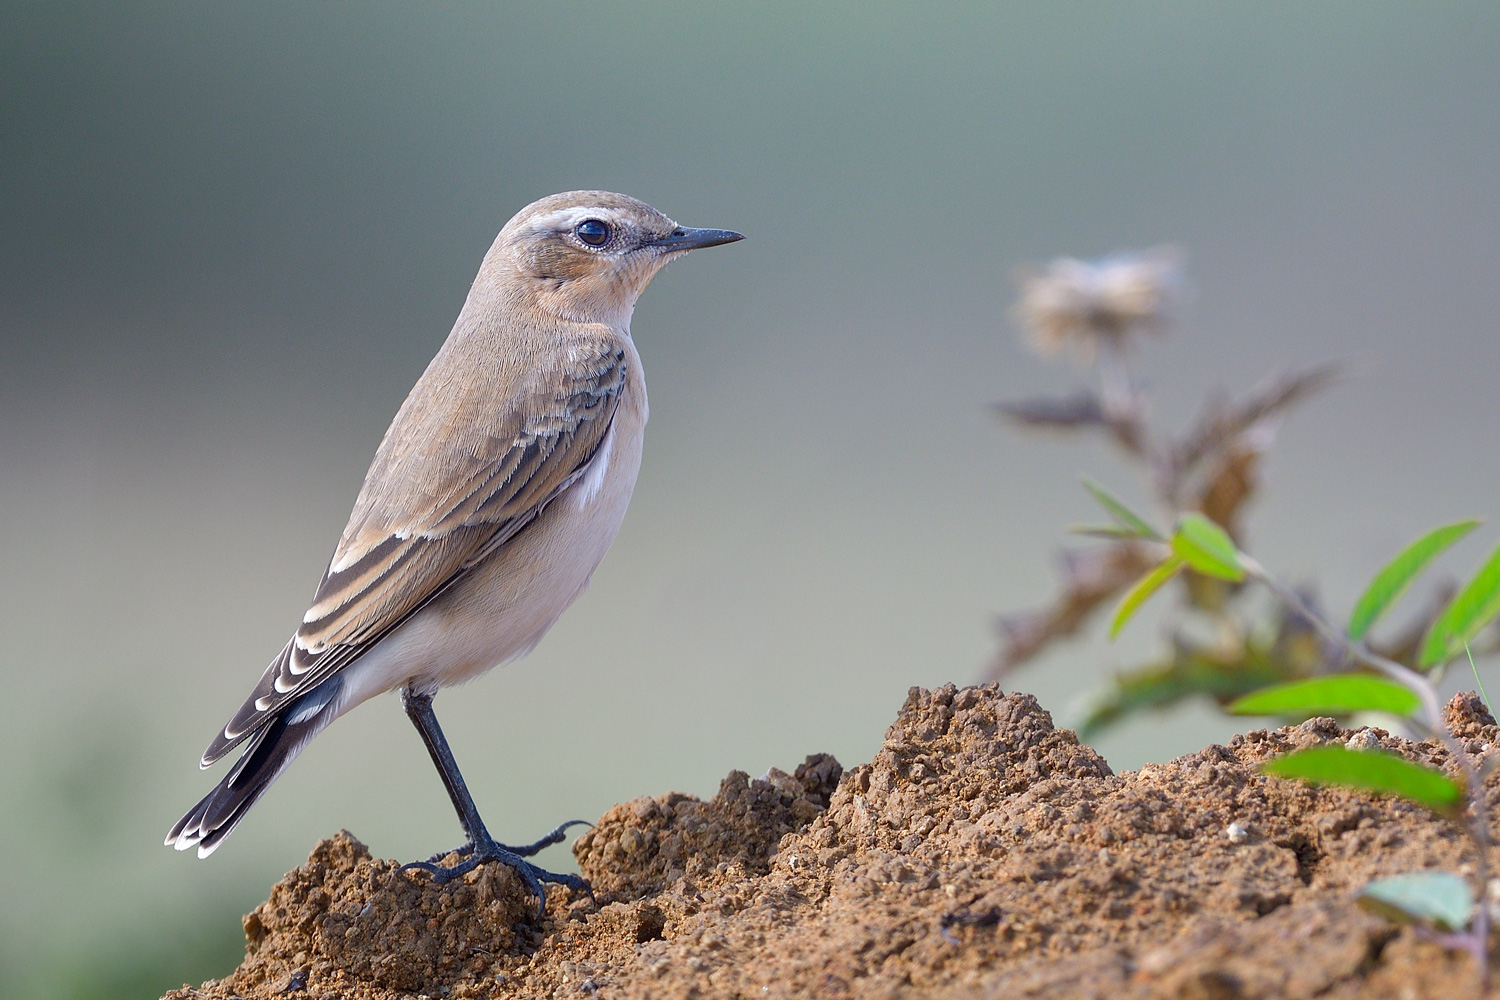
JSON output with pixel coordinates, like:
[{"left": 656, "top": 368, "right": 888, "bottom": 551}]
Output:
[{"left": 4, "top": 3, "right": 1500, "bottom": 996}]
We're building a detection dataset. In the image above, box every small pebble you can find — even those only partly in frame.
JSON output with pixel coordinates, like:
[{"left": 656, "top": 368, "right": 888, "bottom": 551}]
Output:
[
  {"left": 1345, "top": 729, "right": 1379, "bottom": 751},
  {"left": 1225, "top": 822, "right": 1249, "bottom": 844}
]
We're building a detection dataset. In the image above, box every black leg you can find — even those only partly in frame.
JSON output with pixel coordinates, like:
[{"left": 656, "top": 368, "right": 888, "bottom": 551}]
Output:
[
  {"left": 398, "top": 686, "right": 593, "bottom": 915},
  {"left": 401, "top": 686, "right": 492, "bottom": 844}
]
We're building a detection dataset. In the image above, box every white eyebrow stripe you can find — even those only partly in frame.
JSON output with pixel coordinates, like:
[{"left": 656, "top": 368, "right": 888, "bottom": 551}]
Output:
[{"left": 530, "top": 206, "right": 621, "bottom": 233}]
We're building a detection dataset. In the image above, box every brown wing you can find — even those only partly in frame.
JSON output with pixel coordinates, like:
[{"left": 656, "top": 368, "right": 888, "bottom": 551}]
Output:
[{"left": 201, "top": 334, "right": 627, "bottom": 766}]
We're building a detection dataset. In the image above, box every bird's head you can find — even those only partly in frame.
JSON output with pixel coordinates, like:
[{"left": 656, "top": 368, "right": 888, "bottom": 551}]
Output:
[{"left": 484, "top": 190, "right": 743, "bottom": 328}]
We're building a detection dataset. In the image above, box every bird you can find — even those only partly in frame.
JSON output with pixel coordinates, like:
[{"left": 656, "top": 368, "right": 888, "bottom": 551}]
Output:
[{"left": 165, "top": 190, "right": 743, "bottom": 908}]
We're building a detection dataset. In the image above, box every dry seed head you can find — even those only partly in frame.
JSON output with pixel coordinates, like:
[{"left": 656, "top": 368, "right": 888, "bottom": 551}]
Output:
[{"left": 1015, "top": 246, "right": 1182, "bottom": 359}]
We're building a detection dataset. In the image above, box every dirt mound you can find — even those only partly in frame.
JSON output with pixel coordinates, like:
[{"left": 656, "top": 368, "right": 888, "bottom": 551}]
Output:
[{"left": 164, "top": 685, "right": 1500, "bottom": 999}]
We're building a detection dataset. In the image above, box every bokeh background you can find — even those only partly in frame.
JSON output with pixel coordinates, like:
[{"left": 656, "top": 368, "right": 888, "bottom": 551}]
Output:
[{"left": 4, "top": 3, "right": 1500, "bottom": 996}]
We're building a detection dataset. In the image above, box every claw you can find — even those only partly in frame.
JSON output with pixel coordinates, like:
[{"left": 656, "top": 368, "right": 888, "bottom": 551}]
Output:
[
  {"left": 418, "top": 842, "right": 476, "bottom": 866},
  {"left": 504, "top": 819, "right": 592, "bottom": 858},
  {"left": 416, "top": 820, "right": 591, "bottom": 868},
  {"left": 402, "top": 833, "right": 594, "bottom": 917}
]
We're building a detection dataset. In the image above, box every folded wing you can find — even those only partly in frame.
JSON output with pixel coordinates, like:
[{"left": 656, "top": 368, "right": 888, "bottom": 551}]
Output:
[{"left": 200, "top": 332, "right": 628, "bottom": 766}]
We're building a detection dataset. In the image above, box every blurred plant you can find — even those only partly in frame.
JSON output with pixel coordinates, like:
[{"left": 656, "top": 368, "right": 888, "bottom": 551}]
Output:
[
  {"left": 1010, "top": 247, "right": 1179, "bottom": 454},
  {"left": 989, "top": 247, "right": 1470, "bottom": 734},
  {"left": 992, "top": 247, "right": 1499, "bottom": 981}
]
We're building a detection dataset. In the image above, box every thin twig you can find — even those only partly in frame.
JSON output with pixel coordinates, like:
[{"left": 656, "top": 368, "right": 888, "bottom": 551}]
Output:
[
  {"left": 1468, "top": 643, "right": 1495, "bottom": 715},
  {"left": 1097, "top": 338, "right": 1148, "bottom": 458}
]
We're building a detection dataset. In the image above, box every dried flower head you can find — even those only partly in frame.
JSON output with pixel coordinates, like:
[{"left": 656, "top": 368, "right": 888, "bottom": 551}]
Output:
[{"left": 1015, "top": 246, "right": 1182, "bottom": 358}]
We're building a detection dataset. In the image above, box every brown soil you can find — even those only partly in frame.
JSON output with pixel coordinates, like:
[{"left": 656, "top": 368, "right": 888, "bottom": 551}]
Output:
[{"left": 164, "top": 684, "right": 1500, "bottom": 1000}]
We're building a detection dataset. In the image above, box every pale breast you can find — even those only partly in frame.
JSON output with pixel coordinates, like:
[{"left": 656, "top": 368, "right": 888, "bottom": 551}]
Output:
[{"left": 334, "top": 343, "right": 648, "bottom": 706}]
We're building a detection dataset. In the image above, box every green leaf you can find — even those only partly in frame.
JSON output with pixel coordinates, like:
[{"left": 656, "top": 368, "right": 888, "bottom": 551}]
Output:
[
  {"left": 1420, "top": 541, "right": 1500, "bottom": 668},
  {"left": 1075, "top": 647, "right": 1293, "bottom": 740},
  {"left": 1358, "top": 872, "right": 1474, "bottom": 932},
  {"left": 1081, "top": 478, "right": 1162, "bottom": 541},
  {"left": 1171, "top": 513, "right": 1245, "bottom": 582},
  {"left": 1067, "top": 523, "right": 1149, "bottom": 540},
  {"left": 1229, "top": 676, "right": 1421, "bottom": 719},
  {"left": 1261, "top": 746, "right": 1463, "bottom": 815},
  {"left": 1109, "top": 556, "right": 1185, "bottom": 638},
  {"left": 1348, "top": 520, "right": 1480, "bottom": 642}
]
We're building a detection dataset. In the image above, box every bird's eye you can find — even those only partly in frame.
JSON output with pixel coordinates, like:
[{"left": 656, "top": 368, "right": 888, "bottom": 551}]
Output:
[{"left": 575, "top": 219, "right": 610, "bottom": 247}]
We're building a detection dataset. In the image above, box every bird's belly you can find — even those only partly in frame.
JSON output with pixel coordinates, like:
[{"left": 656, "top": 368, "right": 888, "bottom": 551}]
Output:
[{"left": 335, "top": 404, "right": 645, "bottom": 708}]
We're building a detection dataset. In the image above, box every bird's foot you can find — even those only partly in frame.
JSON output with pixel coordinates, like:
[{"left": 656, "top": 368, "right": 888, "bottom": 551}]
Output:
[
  {"left": 401, "top": 823, "right": 595, "bottom": 916},
  {"left": 414, "top": 819, "right": 590, "bottom": 866},
  {"left": 416, "top": 842, "right": 475, "bottom": 866}
]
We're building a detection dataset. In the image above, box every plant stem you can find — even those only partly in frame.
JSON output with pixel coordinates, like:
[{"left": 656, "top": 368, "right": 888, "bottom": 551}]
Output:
[
  {"left": 1468, "top": 643, "right": 1495, "bottom": 716},
  {"left": 1238, "top": 557, "right": 1437, "bottom": 719},
  {"left": 1098, "top": 337, "right": 1147, "bottom": 458}
]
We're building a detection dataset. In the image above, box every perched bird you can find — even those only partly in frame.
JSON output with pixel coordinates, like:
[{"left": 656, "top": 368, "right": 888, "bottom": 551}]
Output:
[{"left": 166, "top": 191, "right": 743, "bottom": 906}]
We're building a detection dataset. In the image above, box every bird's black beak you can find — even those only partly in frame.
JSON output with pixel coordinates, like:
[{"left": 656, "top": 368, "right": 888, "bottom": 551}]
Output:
[{"left": 648, "top": 227, "right": 745, "bottom": 251}]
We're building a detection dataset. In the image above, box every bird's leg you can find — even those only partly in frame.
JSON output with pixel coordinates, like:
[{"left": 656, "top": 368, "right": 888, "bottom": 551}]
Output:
[{"left": 397, "top": 686, "right": 593, "bottom": 914}]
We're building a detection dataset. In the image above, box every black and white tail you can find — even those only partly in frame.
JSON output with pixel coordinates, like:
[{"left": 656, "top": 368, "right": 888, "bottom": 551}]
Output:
[{"left": 165, "top": 677, "right": 344, "bottom": 858}]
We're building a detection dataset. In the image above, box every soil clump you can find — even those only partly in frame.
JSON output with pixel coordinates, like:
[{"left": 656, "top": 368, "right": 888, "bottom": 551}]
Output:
[{"left": 164, "top": 684, "right": 1500, "bottom": 999}]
